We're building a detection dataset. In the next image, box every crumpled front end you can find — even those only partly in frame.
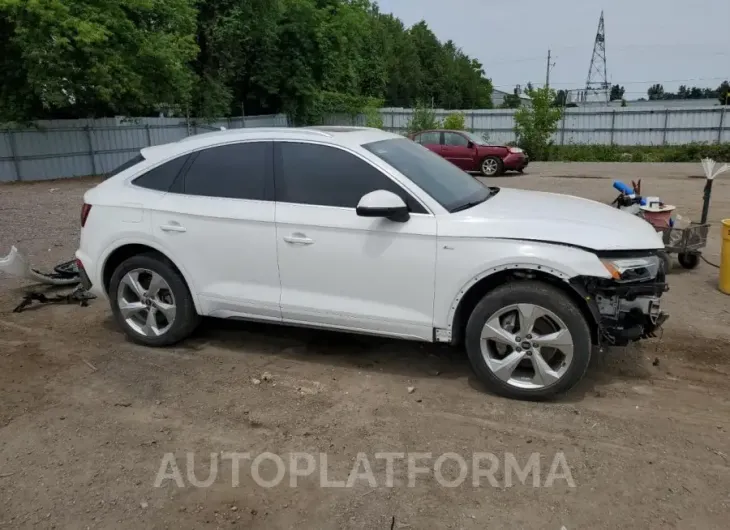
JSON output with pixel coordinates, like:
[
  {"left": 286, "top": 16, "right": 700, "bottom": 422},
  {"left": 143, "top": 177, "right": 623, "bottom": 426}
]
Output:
[{"left": 573, "top": 253, "right": 669, "bottom": 347}]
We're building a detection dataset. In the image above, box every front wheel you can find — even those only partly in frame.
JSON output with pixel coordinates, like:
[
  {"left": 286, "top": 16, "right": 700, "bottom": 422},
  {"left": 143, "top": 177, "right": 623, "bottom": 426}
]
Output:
[
  {"left": 464, "top": 281, "right": 592, "bottom": 401},
  {"left": 480, "top": 156, "right": 504, "bottom": 177}
]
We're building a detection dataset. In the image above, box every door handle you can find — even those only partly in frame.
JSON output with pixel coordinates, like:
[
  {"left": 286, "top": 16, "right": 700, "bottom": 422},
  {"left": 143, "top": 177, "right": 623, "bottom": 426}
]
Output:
[
  {"left": 283, "top": 234, "right": 314, "bottom": 245},
  {"left": 160, "top": 223, "right": 187, "bottom": 233}
]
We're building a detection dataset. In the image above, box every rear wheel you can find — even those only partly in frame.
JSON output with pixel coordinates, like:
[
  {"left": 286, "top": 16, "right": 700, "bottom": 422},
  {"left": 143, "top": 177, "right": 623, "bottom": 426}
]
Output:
[
  {"left": 464, "top": 281, "right": 592, "bottom": 401},
  {"left": 108, "top": 253, "right": 200, "bottom": 347},
  {"left": 480, "top": 156, "right": 504, "bottom": 177}
]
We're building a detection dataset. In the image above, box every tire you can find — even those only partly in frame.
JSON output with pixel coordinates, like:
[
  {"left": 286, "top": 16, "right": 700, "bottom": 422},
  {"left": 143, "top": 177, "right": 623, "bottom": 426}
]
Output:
[
  {"left": 464, "top": 281, "right": 592, "bottom": 401},
  {"left": 678, "top": 252, "right": 700, "bottom": 270},
  {"left": 108, "top": 253, "right": 200, "bottom": 347},
  {"left": 480, "top": 156, "right": 504, "bottom": 177}
]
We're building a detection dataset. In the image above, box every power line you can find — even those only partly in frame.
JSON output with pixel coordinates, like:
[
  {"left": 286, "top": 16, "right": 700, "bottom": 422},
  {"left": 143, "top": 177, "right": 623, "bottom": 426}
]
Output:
[{"left": 492, "top": 76, "right": 728, "bottom": 90}]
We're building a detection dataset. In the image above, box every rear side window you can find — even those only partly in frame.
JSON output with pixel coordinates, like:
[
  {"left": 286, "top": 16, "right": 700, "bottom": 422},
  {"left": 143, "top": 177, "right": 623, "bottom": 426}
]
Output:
[
  {"left": 182, "top": 142, "right": 272, "bottom": 200},
  {"left": 415, "top": 132, "right": 440, "bottom": 145},
  {"left": 105, "top": 154, "right": 144, "bottom": 180},
  {"left": 274, "top": 142, "right": 427, "bottom": 213},
  {"left": 133, "top": 154, "right": 190, "bottom": 192}
]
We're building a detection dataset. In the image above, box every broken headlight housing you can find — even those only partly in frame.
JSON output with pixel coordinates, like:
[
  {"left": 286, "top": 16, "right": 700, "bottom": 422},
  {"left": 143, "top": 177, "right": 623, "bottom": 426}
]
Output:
[{"left": 600, "top": 256, "right": 660, "bottom": 283}]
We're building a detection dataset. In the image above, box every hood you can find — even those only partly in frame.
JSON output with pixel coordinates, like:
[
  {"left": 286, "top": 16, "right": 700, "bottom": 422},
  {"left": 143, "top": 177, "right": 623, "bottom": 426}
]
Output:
[{"left": 442, "top": 187, "right": 664, "bottom": 251}]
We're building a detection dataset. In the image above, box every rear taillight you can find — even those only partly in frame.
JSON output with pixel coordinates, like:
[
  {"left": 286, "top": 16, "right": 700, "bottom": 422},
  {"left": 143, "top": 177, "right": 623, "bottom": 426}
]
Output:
[{"left": 81, "top": 203, "right": 92, "bottom": 227}]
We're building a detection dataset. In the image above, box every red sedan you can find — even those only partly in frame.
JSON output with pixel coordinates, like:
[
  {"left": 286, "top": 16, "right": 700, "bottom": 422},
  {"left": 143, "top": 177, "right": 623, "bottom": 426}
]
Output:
[{"left": 408, "top": 129, "right": 528, "bottom": 176}]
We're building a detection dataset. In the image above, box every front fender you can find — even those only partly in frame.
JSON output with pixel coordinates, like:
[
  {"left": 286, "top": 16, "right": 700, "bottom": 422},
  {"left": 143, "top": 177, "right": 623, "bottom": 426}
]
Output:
[{"left": 433, "top": 238, "right": 611, "bottom": 329}]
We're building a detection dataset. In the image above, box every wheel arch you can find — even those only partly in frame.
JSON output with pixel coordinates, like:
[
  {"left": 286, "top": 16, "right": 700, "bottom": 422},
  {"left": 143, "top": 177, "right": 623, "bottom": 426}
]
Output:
[
  {"left": 101, "top": 242, "right": 203, "bottom": 314},
  {"left": 448, "top": 265, "right": 599, "bottom": 347}
]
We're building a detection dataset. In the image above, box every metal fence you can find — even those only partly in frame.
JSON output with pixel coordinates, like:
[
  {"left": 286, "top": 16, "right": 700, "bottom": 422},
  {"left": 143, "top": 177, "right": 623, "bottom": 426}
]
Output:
[
  {"left": 2, "top": 106, "right": 728, "bottom": 182},
  {"left": 0, "top": 114, "right": 288, "bottom": 182},
  {"left": 332, "top": 106, "right": 730, "bottom": 147}
]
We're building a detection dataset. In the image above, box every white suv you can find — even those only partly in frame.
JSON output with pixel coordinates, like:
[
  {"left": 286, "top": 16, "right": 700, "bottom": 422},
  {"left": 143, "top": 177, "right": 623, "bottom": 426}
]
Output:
[{"left": 75, "top": 126, "right": 668, "bottom": 400}]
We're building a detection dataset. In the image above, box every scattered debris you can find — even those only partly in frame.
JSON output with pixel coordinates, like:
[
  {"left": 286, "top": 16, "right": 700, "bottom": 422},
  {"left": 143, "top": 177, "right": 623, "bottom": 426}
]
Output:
[
  {"left": 81, "top": 358, "right": 97, "bottom": 372},
  {"left": 0, "top": 472, "right": 15, "bottom": 478},
  {"left": 407, "top": 386, "right": 415, "bottom": 394},
  {"left": 13, "top": 286, "right": 96, "bottom": 313},
  {"left": 682, "top": 485, "right": 692, "bottom": 493},
  {"left": 652, "top": 357, "right": 660, "bottom": 367},
  {"left": 114, "top": 402, "right": 132, "bottom": 408},
  {"left": 251, "top": 378, "right": 261, "bottom": 385},
  {"left": 261, "top": 372, "right": 272, "bottom": 382},
  {"left": 140, "top": 501, "right": 149, "bottom": 509}
]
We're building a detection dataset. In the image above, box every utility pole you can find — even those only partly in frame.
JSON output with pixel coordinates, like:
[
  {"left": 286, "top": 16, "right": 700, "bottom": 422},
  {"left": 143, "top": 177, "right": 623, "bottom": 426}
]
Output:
[{"left": 545, "top": 49, "right": 552, "bottom": 88}]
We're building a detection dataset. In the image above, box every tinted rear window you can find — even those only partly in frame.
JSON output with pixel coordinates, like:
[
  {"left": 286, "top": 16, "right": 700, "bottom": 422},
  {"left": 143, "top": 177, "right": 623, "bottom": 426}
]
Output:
[{"left": 133, "top": 154, "right": 190, "bottom": 192}]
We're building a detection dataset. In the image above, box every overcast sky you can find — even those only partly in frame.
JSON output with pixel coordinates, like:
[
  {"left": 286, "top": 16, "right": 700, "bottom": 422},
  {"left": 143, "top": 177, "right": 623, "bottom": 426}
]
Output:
[{"left": 376, "top": 0, "right": 729, "bottom": 99}]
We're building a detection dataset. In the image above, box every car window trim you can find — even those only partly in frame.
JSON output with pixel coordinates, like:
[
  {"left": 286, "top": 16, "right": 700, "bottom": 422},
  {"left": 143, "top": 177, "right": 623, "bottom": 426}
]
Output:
[
  {"left": 174, "top": 140, "right": 275, "bottom": 202},
  {"left": 271, "top": 139, "right": 434, "bottom": 215}
]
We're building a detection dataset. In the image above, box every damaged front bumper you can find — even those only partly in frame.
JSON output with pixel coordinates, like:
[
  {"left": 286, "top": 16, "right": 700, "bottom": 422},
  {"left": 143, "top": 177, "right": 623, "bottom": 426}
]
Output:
[
  {"left": 0, "top": 246, "right": 81, "bottom": 286},
  {"left": 573, "top": 273, "right": 669, "bottom": 347}
]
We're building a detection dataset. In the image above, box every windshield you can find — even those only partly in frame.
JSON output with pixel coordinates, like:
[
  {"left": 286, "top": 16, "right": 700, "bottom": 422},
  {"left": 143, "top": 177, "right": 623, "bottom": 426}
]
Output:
[
  {"left": 462, "top": 131, "right": 487, "bottom": 145},
  {"left": 363, "top": 137, "right": 492, "bottom": 212}
]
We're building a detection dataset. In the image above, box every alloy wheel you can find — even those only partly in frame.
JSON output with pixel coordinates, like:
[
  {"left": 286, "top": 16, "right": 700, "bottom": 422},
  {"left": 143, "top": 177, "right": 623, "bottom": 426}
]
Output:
[
  {"left": 482, "top": 158, "right": 499, "bottom": 175},
  {"left": 116, "top": 268, "right": 177, "bottom": 337},
  {"left": 479, "top": 303, "right": 574, "bottom": 390}
]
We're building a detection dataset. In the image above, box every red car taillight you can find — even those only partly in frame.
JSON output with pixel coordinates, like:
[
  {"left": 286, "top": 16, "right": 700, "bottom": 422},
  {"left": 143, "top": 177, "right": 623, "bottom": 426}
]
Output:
[{"left": 80, "top": 203, "right": 92, "bottom": 227}]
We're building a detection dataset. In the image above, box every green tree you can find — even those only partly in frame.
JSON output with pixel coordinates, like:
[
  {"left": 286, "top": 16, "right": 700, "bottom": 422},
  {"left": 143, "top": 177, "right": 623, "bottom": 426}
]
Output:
[
  {"left": 406, "top": 101, "right": 440, "bottom": 134},
  {"left": 647, "top": 84, "right": 665, "bottom": 101},
  {"left": 442, "top": 112, "right": 466, "bottom": 130},
  {"left": 0, "top": 0, "right": 198, "bottom": 121},
  {"left": 514, "top": 86, "right": 562, "bottom": 161},
  {"left": 500, "top": 86, "right": 523, "bottom": 109},
  {"left": 610, "top": 84, "right": 625, "bottom": 101},
  {"left": 718, "top": 81, "right": 730, "bottom": 105}
]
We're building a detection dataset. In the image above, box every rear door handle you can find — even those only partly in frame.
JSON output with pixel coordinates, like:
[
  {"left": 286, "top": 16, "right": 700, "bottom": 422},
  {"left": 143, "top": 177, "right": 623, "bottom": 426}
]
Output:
[
  {"left": 160, "top": 223, "right": 187, "bottom": 233},
  {"left": 283, "top": 234, "right": 314, "bottom": 245}
]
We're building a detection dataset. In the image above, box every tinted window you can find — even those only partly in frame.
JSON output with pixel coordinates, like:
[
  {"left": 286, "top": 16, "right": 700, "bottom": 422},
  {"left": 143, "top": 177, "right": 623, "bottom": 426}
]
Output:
[
  {"left": 105, "top": 154, "right": 144, "bottom": 180},
  {"left": 133, "top": 154, "right": 189, "bottom": 192},
  {"left": 183, "top": 142, "right": 272, "bottom": 200},
  {"left": 275, "top": 142, "right": 427, "bottom": 213},
  {"left": 363, "top": 138, "right": 491, "bottom": 212},
  {"left": 416, "top": 131, "right": 440, "bottom": 145},
  {"left": 444, "top": 132, "right": 469, "bottom": 147}
]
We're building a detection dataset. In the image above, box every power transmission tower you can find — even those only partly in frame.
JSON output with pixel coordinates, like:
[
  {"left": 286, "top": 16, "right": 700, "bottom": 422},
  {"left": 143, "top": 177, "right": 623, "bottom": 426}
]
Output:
[{"left": 585, "top": 11, "right": 609, "bottom": 102}]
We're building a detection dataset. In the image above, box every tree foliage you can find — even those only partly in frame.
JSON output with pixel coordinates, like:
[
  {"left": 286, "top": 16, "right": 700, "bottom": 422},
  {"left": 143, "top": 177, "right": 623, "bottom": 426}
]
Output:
[
  {"left": 514, "top": 86, "right": 562, "bottom": 161},
  {"left": 718, "top": 81, "right": 730, "bottom": 105},
  {"left": 648, "top": 82, "right": 726, "bottom": 102},
  {"left": 0, "top": 0, "right": 494, "bottom": 123},
  {"left": 610, "top": 84, "right": 625, "bottom": 101},
  {"left": 442, "top": 112, "right": 466, "bottom": 130},
  {"left": 406, "top": 102, "right": 440, "bottom": 134}
]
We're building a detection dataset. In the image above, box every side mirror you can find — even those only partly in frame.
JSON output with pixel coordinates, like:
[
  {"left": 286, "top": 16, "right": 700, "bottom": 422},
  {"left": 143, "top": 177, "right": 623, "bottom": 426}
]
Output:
[
  {"left": 467, "top": 141, "right": 474, "bottom": 148},
  {"left": 356, "top": 190, "right": 410, "bottom": 222}
]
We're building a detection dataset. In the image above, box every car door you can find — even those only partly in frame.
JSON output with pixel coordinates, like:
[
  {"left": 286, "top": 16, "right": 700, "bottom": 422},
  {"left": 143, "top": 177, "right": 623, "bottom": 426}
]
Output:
[
  {"left": 273, "top": 141, "right": 438, "bottom": 340},
  {"left": 441, "top": 132, "right": 475, "bottom": 170},
  {"left": 148, "top": 141, "right": 281, "bottom": 321},
  {"left": 413, "top": 131, "right": 442, "bottom": 155}
]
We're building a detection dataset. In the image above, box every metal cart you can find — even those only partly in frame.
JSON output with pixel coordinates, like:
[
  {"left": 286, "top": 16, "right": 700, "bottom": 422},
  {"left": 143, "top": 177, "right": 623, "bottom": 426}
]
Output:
[{"left": 655, "top": 222, "right": 710, "bottom": 271}]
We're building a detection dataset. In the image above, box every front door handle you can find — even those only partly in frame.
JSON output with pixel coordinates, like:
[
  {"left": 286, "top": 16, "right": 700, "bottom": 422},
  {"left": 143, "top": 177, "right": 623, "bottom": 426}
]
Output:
[
  {"left": 283, "top": 234, "right": 314, "bottom": 245},
  {"left": 160, "top": 223, "right": 187, "bottom": 233}
]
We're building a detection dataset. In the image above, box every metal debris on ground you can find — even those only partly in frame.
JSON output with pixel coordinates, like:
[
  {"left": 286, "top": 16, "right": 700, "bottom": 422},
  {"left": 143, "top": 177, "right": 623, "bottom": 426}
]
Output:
[{"left": 12, "top": 285, "right": 96, "bottom": 313}]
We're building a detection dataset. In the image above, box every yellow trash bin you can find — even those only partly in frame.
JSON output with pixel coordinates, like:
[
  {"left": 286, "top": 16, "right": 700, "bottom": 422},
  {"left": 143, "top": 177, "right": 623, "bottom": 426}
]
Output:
[{"left": 720, "top": 219, "right": 730, "bottom": 294}]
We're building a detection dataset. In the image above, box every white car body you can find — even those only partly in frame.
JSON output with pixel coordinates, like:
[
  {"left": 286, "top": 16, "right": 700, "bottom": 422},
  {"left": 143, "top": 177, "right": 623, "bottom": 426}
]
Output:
[{"left": 74, "top": 126, "right": 668, "bottom": 399}]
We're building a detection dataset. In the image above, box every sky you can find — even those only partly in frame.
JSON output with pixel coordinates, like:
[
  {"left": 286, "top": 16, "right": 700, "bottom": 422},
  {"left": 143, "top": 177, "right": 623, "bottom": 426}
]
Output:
[{"left": 376, "top": 0, "right": 730, "bottom": 99}]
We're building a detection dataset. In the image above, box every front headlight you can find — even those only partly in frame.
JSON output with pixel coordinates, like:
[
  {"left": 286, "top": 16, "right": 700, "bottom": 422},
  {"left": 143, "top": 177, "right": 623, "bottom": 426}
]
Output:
[{"left": 600, "top": 256, "right": 660, "bottom": 283}]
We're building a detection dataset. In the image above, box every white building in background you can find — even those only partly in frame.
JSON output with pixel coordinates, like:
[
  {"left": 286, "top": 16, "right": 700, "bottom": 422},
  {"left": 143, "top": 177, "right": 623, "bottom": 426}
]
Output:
[{"left": 491, "top": 89, "right": 531, "bottom": 108}]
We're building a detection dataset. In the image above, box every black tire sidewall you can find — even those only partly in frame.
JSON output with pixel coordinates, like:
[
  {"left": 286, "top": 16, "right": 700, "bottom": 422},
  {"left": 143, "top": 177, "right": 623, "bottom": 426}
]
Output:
[
  {"left": 678, "top": 252, "right": 700, "bottom": 269},
  {"left": 464, "top": 281, "right": 592, "bottom": 401},
  {"left": 108, "top": 254, "right": 200, "bottom": 347}
]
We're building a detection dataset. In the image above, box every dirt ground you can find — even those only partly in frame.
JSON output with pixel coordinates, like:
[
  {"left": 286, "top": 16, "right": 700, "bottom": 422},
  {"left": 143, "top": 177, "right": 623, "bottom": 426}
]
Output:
[{"left": 1, "top": 162, "right": 729, "bottom": 530}]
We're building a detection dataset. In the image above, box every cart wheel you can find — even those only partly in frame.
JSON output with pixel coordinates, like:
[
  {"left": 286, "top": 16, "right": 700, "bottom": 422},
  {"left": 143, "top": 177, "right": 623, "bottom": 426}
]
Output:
[
  {"left": 678, "top": 252, "right": 700, "bottom": 270},
  {"left": 659, "top": 251, "right": 672, "bottom": 274}
]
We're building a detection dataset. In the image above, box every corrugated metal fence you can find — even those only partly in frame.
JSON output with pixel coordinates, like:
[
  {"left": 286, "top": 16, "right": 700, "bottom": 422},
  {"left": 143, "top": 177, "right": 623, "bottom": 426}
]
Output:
[
  {"left": 0, "top": 114, "right": 288, "bottom": 182},
  {"left": 333, "top": 106, "right": 730, "bottom": 147},
  {"left": 2, "top": 107, "right": 728, "bottom": 182}
]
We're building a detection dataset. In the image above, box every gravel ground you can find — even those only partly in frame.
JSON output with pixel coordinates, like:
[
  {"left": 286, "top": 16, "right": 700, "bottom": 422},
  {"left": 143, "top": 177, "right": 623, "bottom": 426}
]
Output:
[{"left": 1, "top": 162, "right": 730, "bottom": 530}]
